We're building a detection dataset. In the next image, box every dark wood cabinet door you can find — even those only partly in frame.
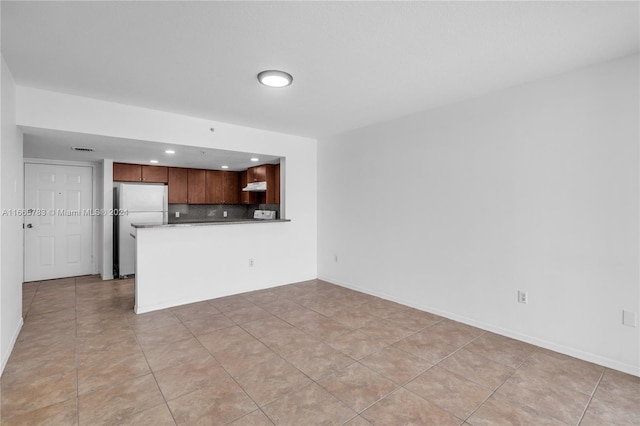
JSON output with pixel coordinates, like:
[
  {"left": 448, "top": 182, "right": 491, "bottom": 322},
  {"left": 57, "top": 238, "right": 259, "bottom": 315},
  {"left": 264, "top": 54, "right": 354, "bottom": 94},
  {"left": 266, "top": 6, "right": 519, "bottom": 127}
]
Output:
[
  {"left": 113, "top": 163, "right": 142, "bottom": 182},
  {"left": 264, "top": 165, "right": 276, "bottom": 204},
  {"left": 274, "top": 164, "right": 281, "bottom": 204},
  {"left": 205, "top": 170, "right": 223, "bottom": 204},
  {"left": 187, "top": 169, "right": 206, "bottom": 204},
  {"left": 249, "top": 165, "right": 267, "bottom": 182},
  {"left": 168, "top": 168, "right": 188, "bottom": 204},
  {"left": 222, "top": 171, "right": 240, "bottom": 204},
  {"left": 141, "top": 165, "right": 168, "bottom": 183}
]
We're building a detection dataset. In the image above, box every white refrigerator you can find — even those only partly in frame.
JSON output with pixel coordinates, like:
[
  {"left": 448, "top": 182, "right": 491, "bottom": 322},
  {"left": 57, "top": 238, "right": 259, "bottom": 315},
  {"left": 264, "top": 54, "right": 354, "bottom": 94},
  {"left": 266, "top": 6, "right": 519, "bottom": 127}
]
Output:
[{"left": 116, "top": 183, "right": 168, "bottom": 277}]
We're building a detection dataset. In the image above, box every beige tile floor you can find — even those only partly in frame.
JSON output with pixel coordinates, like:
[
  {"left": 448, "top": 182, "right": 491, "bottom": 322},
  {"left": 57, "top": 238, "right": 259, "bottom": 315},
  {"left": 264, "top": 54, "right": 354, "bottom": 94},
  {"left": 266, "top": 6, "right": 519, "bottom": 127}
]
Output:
[{"left": 1, "top": 275, "right": 638, "bottom": 425}]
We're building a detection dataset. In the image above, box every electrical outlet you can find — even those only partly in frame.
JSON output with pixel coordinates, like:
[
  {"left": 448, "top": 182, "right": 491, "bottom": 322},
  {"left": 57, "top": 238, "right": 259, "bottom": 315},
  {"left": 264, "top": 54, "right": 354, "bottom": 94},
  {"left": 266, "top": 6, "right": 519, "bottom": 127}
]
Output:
[
  {"left": 248, "top": 258, "right": 254, "bottom": 267},
  {"left": 175, "top": 211, "right": 180, "bottom": 218},
  {"left": 517, "top": 290, "right": 528, "bottom": 304},
  {"left": 223, "top": 211, "right": 228, "bottom": 218}
]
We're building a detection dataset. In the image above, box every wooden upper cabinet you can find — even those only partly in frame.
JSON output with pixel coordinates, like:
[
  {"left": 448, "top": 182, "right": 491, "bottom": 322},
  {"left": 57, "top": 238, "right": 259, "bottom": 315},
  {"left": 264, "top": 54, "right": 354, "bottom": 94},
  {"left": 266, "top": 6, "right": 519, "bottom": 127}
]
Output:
[
  {"left": 222, "top": 171, "right": 240, "bottom": 204},
  {"left": 263, "top": 165, "right": 277, "bottom": 204},
  {"left": 187, "top": 169, "right": 206, "bottom": 204},
  {"left": 113, "top": 163, "right": 142, "bottom": 182},
  {"left": 116, "top": 162, "right": 257, "bottom": 206},
  {"left": 205, "top": 170, "right": 224, "bottom": 204},
  {"left": 141, "top": 165, "right": 168, "bottom": 183},
  {"left": 168, "top": 168, "right": 188, "bottom": 204},
  {"left": 114, "top": 163, "right": 168, "bottom": 183},
  {"left": 206, "top": 170, "right": 241, "bottom": 204},
  {"left": 247, "top": 165, "right": 267, "bottom": 183}
]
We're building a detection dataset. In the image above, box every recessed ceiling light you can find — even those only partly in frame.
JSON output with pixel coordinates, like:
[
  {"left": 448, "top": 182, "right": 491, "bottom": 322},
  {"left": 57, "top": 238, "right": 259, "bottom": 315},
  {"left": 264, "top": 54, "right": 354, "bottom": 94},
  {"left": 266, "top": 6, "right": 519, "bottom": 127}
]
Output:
[
  {"left": 250, "top": 157, "right": 259, "bottom": 162},
  {"left": 257, "top": 70, "right": 293, "bottom": 88},
  {"left": 221, "top": 165, "right": 229, "bottom": 169},
  {"left": 165, "top": 150, "right": 175, "bottom": 154},
  {"left": 150, "top": 160, "right": 159, "bottom": 164}
]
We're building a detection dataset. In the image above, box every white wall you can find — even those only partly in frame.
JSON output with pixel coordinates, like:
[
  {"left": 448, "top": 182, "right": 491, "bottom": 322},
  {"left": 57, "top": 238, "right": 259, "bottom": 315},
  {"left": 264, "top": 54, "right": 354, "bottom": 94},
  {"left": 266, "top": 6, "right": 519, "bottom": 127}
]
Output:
[
  {"left": 1, "top": 55, "right": 24, "bottom": 372},
  {"left": 136, "top": 222, "right": 306, "bottom": 313},
  {"left": 318, "top": 54, "right": 640, "bottom": 376},
  {"left": 16, "top": 88, "right": 318, "bottom": 289},
  {"left": 101, "top": 159, "right": 113, "bottom": 280}
]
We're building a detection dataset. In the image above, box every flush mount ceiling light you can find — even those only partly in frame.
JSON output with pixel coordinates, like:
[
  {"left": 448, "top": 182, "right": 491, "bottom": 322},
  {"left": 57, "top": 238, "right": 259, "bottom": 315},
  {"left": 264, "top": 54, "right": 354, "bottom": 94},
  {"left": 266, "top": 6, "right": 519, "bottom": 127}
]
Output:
[
  {"left": 250, "top": 157, "right": 260, "bottom": 162},
  {"left": 165, "top": 150, "right": 175, "bottom": 154},
  {"left": 221, "top": 165, "right": 229, "bottom": 169},
  {"left": 150, "top": 160, "right": 159, "bottom": 164},
  {"left": 257, "top": 70, "right": 293, "bottom": 88}
]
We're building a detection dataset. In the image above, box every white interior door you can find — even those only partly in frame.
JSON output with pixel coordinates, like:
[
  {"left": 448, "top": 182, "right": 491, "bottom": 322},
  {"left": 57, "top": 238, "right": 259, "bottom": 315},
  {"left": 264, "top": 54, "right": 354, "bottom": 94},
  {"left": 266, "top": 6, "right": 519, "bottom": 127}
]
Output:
[{"left": 24, "top": 163, "right": 93, "bottom": 281}]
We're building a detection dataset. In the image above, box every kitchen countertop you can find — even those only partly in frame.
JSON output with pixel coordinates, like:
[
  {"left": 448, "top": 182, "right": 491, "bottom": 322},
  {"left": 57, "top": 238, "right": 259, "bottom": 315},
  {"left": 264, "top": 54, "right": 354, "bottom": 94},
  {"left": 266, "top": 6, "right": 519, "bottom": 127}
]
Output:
[{"left": 131, "top": 219, "right": 290, "bottom": 229}]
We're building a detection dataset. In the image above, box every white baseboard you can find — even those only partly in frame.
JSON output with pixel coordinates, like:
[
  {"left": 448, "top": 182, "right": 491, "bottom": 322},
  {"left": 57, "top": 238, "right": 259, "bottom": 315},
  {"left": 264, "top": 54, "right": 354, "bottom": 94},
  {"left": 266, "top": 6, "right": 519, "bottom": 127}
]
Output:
[
  {"left": 318, "top": 275, "right": 640, "bottom": 378},
  {"left": 101, "top": 273, "right": 114, "bottom": 280},
  {"left": 1, "top": 317, "right": 23, "bottom": 374}
]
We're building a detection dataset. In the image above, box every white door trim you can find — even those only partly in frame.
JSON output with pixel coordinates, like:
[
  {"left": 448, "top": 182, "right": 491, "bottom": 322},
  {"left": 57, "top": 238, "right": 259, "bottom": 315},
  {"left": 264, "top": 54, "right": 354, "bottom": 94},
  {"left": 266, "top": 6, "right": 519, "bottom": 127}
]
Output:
[{"left": 23, "top": 159, "right": 98, "bottom": 278}]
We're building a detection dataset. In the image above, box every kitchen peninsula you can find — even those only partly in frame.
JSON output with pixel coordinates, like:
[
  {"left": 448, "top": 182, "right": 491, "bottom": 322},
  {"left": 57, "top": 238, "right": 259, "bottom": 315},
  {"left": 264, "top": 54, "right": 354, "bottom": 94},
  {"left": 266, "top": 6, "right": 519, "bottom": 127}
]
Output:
[
  {"left": 113, "top": 160, "right": 296, "bottom": 313},
  {"left": 132, "top": 218, "right": 291, "bottom": 313}
]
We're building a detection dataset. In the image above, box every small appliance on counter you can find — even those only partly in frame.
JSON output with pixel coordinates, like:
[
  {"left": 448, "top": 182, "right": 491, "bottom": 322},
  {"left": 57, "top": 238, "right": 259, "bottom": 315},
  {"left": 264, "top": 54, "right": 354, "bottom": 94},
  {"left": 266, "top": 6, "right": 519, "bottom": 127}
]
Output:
[{"left": 253, "top": 210, "right": 276, "bottom": 220}]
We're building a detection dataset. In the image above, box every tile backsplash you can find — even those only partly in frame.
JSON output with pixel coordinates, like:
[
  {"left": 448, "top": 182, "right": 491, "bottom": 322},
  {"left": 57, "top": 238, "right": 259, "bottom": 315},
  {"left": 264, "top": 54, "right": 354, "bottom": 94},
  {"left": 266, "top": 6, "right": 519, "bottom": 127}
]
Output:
[{"left": 168, "top": 204, "right": 280, "bottom": 223}]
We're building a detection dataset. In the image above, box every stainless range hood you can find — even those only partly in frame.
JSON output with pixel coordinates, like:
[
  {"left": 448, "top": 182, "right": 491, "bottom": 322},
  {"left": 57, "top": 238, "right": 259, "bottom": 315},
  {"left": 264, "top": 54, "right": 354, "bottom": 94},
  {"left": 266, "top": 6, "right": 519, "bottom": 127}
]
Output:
[{"left": 242, "top": 181, "right": 267, "bottom": 192}]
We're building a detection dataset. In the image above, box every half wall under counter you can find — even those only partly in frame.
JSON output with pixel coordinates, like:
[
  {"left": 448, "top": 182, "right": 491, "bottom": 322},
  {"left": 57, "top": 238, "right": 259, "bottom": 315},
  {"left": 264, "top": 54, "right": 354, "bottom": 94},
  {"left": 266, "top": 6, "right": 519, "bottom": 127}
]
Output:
[{"left": 131, "top": 219, "right": 303, "bottom": 314}]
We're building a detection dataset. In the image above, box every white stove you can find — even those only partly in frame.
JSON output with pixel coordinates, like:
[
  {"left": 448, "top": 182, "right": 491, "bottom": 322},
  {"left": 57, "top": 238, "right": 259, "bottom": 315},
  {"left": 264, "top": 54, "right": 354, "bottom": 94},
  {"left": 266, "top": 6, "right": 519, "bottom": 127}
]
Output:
[{"left": 253, "top": 210, "right": 276, "bottom": 220}]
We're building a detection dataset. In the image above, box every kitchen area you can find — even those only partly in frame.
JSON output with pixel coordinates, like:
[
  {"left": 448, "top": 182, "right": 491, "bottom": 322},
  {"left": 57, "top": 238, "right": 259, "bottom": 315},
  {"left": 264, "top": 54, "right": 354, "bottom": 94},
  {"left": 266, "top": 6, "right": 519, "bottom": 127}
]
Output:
[
  {"left": 107, "top": 156, "right": 294, "bottom": 314},
  {"left": 113, "top": 160, "right": 286, "bottom": 279},
  {"left": 16, "top": 85, "right": 317, "bottom": 319}
]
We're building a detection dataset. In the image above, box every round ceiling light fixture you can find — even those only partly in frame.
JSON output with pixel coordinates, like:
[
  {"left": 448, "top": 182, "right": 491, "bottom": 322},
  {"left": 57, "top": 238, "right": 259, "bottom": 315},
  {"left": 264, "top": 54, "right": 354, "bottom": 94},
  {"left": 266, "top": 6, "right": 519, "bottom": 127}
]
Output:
[
  {"left": 250, "top": 157, "right": 260, "bottom": 162},
  {"left": 257, "top": 70, "right": 293, "bottom": 88}
]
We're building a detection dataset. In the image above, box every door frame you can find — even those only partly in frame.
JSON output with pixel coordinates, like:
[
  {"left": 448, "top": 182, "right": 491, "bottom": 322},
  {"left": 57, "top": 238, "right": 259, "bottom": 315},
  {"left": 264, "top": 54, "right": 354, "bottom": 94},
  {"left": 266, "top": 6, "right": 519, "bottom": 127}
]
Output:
[{"left": 23, "top": 158, "right": 99, "bottom": 279}]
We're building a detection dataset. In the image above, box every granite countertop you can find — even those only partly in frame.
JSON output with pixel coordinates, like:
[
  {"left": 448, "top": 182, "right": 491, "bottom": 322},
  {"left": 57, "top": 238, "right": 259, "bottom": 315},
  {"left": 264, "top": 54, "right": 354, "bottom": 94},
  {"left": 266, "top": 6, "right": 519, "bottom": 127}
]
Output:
[{"left": 131, "top": 219, "right": 290, "bottom": 229}]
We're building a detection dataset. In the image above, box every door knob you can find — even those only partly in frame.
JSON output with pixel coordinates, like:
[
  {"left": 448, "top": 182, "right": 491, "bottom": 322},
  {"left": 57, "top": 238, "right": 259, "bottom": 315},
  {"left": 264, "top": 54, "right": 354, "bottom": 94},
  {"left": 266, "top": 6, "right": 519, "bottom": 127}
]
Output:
[{"left": 26, "top": 223, "right": 33, "bottom": 228}]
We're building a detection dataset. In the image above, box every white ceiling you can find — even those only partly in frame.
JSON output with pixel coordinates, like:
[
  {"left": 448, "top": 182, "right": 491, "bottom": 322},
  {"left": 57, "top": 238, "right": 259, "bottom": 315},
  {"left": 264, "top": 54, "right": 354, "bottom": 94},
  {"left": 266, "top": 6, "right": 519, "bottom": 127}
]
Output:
[
  {"left": 22, "top": 127, "right": 280, "bottom": 172},
  {"left": 2, "top": 1, "right": 639, "bottom": 140}
]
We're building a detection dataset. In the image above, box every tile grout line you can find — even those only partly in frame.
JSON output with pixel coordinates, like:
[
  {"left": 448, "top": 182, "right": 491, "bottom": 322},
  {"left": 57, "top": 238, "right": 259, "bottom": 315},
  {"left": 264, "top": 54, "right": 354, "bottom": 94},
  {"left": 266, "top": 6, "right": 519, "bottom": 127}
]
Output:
[
  {"left": 214, "top": 294, "right": 368, "bottom": 424},
  {"left": 460, "top": 369, "right": 517, "bottom": 424},
  {"left": 22, "top": 280, "right": 41, "bottom": 321},
  {"left": 179, "top": 305, "right": 276, "bottom": 425},
  {"left": 130, "top": 310, "right": 180, "bottom": 426},
  {"left": 231, "top": 310, "right": 322, "bottom": 423},
  {"left": 576, "top": 368, "right": 605, "bottom": 426},
  {"left": 461, "top": 346, "right": 540, "bottom": 424},
  {"left": 258, "top": 293, "right": 461, "bottom": 422},
  {"left": 395, "top": 330, "right": 499, "bottom": 425},
  {"left": 233, "top": 300, "right": 361, "bottom": 424}
]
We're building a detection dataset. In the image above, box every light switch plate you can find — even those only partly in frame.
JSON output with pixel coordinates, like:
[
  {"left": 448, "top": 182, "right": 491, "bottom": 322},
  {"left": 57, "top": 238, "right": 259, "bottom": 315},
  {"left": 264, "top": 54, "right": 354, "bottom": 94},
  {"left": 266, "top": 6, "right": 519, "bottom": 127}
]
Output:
[{"left": 622, "top": 310, "right": 637, "bottom": 327}]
